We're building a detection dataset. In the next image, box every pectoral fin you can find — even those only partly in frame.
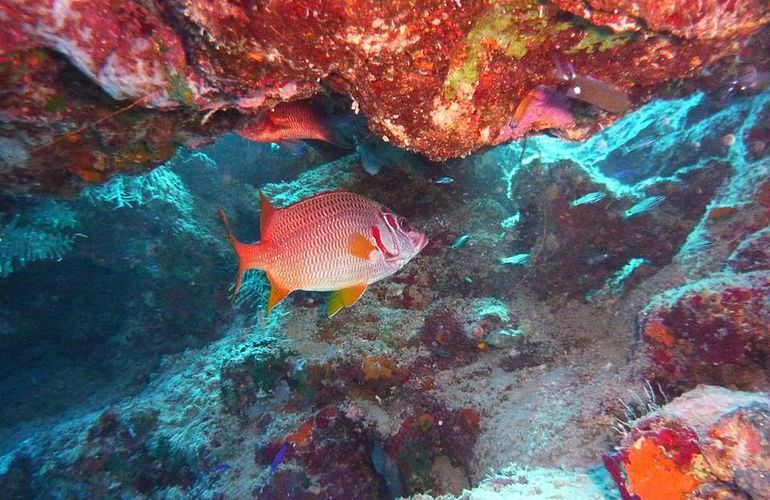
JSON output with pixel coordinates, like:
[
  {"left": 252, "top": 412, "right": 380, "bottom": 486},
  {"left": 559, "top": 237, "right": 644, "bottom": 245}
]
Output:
[
  {"left": 349, "top": 233, "right": 377, "bottom": 260},
  {"left": 327, "top": 283, "right": 367, "bottom": 318},
  {"left": 266, "top": 274, "right": 291, "bottom": 316}
]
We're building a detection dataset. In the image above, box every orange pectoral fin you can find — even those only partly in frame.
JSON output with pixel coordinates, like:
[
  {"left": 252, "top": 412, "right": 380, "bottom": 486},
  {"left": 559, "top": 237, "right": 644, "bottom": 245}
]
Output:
[
  {"left": 327, "top": 283, "right": 367, "bottom": 318},
  {"left": 349, "top": 233, "right": 377, "bottom": 260},
  {"left": 266, "top": 274, "right": 291, "bottom": 316}
]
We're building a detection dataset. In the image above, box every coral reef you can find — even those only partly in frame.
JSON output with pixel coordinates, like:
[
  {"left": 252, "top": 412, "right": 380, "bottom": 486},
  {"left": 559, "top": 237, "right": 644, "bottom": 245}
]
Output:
[
  {"left": 641, "top": 272, "right": 769, "bottom": 392},
  {"left": 604, "top": 385, "right": 770, "bottom": 500},
  {"left": 2, "top": 1, "right": 770, "bottom": 193},
  {"left": 1, "top": 51, "right": 769, "bottom": 500}
]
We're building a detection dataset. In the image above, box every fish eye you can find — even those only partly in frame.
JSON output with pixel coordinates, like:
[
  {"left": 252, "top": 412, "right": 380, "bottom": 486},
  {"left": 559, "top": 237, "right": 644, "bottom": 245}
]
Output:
[{"left": 397, "top": 216, "right": 412, "bottom": 232}]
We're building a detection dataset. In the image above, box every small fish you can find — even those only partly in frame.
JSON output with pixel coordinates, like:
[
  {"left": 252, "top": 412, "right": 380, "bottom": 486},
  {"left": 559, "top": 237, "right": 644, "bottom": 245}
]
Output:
[
  {"left": 623, "top": 195, "right": 665, "bottom": 219},
  {"left": 570, "top": 192, "right": 607, "bottom": 207},
  {"left": 732, "top": 65, "right": 770, "bottom": 93},
  {"left": 219, "top": 191, "right": 428, "bottom": 317},
  {"left": 432, "top": 176, "right": 455, "bottom": 185},
  {"left": 499, "top": 253, "right": 530, "bottom": 265},
  {"left": 584, "top": 252, "right": 613, "bottom": 266},
  {"left": 236, "top": 100, "right": 349, "bottom": 147},
  {"left": 270, "top": 444, "right": 288, "bottom": 474},
  {"left": 555, "top": 59, "right": 631, "bottom": 114},
  {"left": 371, "top": 441, "right": 403, "bottom": 499},
  {"left": 354, "top": 135, "right": 406, "bottom": 175},
  {"left": 451, "top": 234, "right": 470, "bottom": 249},
  {"left": 210, "top": 463, "right": 232, "bottom": 475}
]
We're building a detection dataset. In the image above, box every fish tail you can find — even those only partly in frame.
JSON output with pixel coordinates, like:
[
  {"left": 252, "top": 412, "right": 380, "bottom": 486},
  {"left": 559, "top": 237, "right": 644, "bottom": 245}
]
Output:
[{"left": 218, "top": 208, "right": 267, "bottom": 297}]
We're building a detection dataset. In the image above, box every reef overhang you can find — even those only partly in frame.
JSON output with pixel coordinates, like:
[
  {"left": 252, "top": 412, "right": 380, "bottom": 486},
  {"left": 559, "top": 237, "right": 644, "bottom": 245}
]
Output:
[{"left": 1, "top": 0, "right": 769, "bottom": 194}]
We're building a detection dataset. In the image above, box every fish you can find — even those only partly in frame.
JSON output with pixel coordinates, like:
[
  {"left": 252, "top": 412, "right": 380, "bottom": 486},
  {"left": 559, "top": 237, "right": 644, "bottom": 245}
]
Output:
[
  {"left": 732, "top": 65, "right": 770, "bottom": 94},
  {"left": 495, "top": 85, "right": 575, "bottom": 143},
  {"left": 623, "top": 195, "right": 665, "bottom": 219},
  {"left": 371, "top": 441, "right": 403, "bottom": 499},
  {"left": 270, "top": 444, "right": 288, "bottom": 474},
  {"left": 236, "top": 100, "right": 349, "bottom": 147},
  {"left": 570, "top": 192, "right": 607, "bottom": 207},
  {"left": 355, "top": 135, "right": 407, "bottom": 175},
  {"left": 431, "top": 176, "right": 455, "bottom": 185},
  {"left": 555, "top": 59, "right": 631, "bottom": 114},
  {"left": 499, "top": 253, "right": 530, "bottom": 266},
  {"left": 219, "top": 191, "right": 428, "bottom": 317},
  {"left": 451, "top": 234, "right": 470, "bottom": 249}
]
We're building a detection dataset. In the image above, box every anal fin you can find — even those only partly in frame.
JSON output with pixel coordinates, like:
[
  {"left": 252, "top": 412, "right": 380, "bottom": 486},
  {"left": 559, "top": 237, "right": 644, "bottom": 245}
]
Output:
[
  {"left": 266, "top": 274, "right": 291, "bottom": 315},
  {"left": 327, "top": 283, "right": 367, "bottom": 318}
]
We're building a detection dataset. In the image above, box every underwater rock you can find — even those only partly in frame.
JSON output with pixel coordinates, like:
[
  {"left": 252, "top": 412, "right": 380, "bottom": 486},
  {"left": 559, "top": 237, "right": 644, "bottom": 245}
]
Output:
[
  {"left": 430, "top": 455, "right": 470, "bottom": 496},
  {"left": 219, "top": 348, "right": 290, "bottom": 418},
  {"left": 552, "top": 0, "right": 770, "bottom": 40},
  {"left": 727, "top": 227, "right": 770, "bottom": 273},
  {"left": 508, "top": 159, "right": 731, "bottom": 300},
  {"left": 604, "top": 385, "right": 770, "bottom": 500},
  {"left": 2, "top": 1, "right": 770, "bottom": 192},
  {"left": 0, "top": 49, "right": 234, "bottom": 195},
  {"left": 640, "top": 271, "right": 770, "bottom": 391}
]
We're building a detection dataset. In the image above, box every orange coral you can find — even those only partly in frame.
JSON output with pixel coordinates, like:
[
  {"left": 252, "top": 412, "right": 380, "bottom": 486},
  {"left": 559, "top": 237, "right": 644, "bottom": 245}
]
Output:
[
  {"left": 416, "top": 413, "right": 435, "bottom": 430},
  {"left": 459, "top": 408, "right": 480, "bottom": 431},
  {"left": 625, "top": 437, "right": 701, "bottom": 500},
  {"left": 362, "top": 356, "right": 394, "bottom": 381},
  {"left": 644, "top": 319, "right": 675, "bottom": 348},
  {"left": 286, "top": 420, "right": 314, "bottom": 447}
]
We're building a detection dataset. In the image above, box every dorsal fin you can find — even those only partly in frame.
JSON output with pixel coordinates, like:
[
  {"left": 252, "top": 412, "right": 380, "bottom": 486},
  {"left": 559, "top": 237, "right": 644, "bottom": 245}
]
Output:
[{"left": 260, "top": 192, "right": 277, "bottom": 240}]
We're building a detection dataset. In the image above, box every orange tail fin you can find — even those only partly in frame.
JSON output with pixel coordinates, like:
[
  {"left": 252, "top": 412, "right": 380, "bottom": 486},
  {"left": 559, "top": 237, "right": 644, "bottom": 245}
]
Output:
[{"left": 218, "top": 208, "right": 266, "bottom": 297}]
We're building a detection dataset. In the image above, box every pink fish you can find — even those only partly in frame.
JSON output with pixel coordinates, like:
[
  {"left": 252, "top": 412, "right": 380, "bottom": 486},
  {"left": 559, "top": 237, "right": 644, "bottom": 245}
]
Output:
[
  {"left": 236, "top": 100, "right": 347, "bottom": 146},
  {"left": 495, "top": 85, "right": 575, "bottom": 143},
  {"left": 219, "top": 191, "right": 428, "bottom": 317}
]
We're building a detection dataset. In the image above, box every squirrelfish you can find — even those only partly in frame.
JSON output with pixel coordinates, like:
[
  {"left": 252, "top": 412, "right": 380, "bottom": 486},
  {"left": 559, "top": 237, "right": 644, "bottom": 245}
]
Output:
[
  {"left": 219, "top": 191, "right": 428, "bottom": 317},
  {"left": 236, "top": 100, "right": 346, "bottom": 146}
]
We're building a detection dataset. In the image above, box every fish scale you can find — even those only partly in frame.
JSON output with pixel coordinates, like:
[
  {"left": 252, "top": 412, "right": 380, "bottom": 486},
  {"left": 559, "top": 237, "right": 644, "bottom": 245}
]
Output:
[{"left": 219, "top": 190, "right": 427, "bottom": 317}]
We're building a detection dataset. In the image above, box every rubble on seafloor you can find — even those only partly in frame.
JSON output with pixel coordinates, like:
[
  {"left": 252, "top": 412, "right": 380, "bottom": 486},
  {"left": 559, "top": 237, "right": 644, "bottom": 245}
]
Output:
[
  {"left": 2, "top": 1, "right": 770, "bottom": 193},
  {"left": 0, "top": 83, "right": 767, "bottom": 499}
]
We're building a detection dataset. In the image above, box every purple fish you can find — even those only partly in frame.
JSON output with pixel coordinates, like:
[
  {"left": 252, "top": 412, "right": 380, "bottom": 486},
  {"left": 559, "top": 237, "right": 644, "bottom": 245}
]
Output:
[{"left": 271, "top": 444, "right": 289, "bottom": 473}]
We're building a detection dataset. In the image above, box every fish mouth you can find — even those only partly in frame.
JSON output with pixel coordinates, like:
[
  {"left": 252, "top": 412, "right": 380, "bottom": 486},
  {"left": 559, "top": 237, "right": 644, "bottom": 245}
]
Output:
[{"left": 412, "top": 232, "right": 429, "bottom": 254}]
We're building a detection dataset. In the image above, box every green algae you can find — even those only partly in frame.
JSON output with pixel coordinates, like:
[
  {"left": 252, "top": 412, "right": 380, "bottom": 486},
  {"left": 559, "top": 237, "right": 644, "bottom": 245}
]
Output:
[
  {"left": 443, "top": 2, "right": 547, "bottom": 100},
  {"left": 399, "top": 444, "right": 433, "bottom": 493},
  {"left": 167, "top": 71, "right": 194, "bottom": 106},
  {"left": 43, "top": 93, "right": 67, "bottom": 113},
  {"left": 566, "top": 23, "right": 634, "bottom": 54}
]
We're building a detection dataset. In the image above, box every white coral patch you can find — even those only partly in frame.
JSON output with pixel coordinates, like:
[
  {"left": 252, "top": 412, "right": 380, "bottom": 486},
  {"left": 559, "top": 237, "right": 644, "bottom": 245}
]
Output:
[
  {"left": 431, "top": 100, "right": 465, "bottom": 130},
  {"left": 53, "top": 0, "right": 79, "bottom": 30},
  {"left": 96, "top": 44, "right": 175, "bottom": 106},
  {"left": 343, "top": 25, "right": 419, "bottom": 56},
  {"left": 382, "top": 119, "right": 409, "bottom": 146},
  {"left": 236, "top": 92, "right": 267, "bottom": 111},
  {"left": 277, "top": 82, "right": 298, "bottom": 100}
]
